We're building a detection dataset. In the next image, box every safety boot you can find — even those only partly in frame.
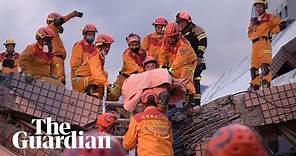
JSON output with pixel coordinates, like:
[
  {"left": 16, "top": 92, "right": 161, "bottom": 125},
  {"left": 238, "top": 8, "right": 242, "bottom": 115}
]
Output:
[
  {"left": 248, "top": 84, "right": 260, "bottom": 91},
  {"left": 183, "top": 95, "right": 200, "bottom": 114},
  {"left": 261, "top": 80, "right": 271, "bottom": 89}
]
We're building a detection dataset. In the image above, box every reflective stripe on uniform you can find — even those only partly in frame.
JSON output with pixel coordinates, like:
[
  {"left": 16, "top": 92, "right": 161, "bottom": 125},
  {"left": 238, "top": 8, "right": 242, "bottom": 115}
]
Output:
[
  {"left": 83, "top": 76, "right": 89, "bottom": 87},
  {"left": 194, "top": 76, "right": 202, "bottom": 81},
  {"left": 263, "top": 50, "right": 272, "bottom": 54},
  {"left": 193, "top": 94, "right": 201, "bottom": 99},
  {"left": 187, "top": 67, "right": 194, "bottom": 74},
  {"left": 198, "top": 46, "right": 206, "bottom": 52},
  {"left": 197, "top": 33, "right": 206, "bottom": 40}
]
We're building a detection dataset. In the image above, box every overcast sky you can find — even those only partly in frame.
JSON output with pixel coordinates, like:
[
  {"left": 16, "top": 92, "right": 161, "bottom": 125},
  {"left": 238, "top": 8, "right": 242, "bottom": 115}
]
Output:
[{"left": 0, "top": 0, "right": 256, "bottom": 89}]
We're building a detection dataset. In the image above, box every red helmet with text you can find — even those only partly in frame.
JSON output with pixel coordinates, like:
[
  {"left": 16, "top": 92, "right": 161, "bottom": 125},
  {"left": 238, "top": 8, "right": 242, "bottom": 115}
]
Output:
[{"left": 207, "top": 124, "right": 268, "bottom": 156}]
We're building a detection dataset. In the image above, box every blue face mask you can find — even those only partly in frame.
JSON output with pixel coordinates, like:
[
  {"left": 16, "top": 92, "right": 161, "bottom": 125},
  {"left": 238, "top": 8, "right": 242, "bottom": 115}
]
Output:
[{"left": 86, "top": 35, "right": 95, "bottom": 44}]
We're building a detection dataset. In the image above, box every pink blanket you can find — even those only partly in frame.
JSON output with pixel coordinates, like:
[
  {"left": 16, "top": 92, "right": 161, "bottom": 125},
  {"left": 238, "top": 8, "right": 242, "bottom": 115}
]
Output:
[{"left": 122, "top": 68, "right": 186, "bottom": 112}]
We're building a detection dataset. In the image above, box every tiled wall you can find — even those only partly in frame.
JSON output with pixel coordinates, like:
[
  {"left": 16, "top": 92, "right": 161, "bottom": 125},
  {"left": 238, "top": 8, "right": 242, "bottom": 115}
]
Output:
[
  {"left": 9, "top": 73, "right": 102, "bottom": 127},
  {"left": 271, "top": 38, "right": 296, "bottom": 77},
  {"left": 244, "top": 82, "right": 296, "bottom": 125}
]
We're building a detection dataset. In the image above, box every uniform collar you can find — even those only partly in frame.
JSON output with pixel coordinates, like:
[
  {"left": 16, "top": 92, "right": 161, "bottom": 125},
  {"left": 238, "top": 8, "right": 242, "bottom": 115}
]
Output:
[
  {"left": 82, "top": 39, "right": 92, "bottom": 46},
  {"left": 144, "top": 106, "right": 157, "bottom": 111}
]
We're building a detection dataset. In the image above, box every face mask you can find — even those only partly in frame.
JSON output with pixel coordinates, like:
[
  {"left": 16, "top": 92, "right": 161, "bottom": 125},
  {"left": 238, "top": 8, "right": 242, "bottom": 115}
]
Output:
[
  {"left": 42, "top": 42, "right": 53, "bottom": 53},
  {"left": 86, "top": 35, "right": 95, "bottom": 44},
  {"left": 43, "top": 45, "right": 49, "bottom": 53}
]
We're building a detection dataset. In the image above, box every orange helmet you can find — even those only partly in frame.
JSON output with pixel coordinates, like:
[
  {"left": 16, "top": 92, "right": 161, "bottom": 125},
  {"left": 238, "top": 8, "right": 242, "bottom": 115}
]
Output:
[
  {"left": 153, "top": 16, "right": 168, "bottom": 26},
  {"left": 62, "top": 132, "right": 126, "bottom": 156},
  {"left": 96, "top": 113, "right": 118, "bottom": 133},
  {"left": 176, "top": 11, "right": 192, "bottom": 23},
  {"left": 126, "top": 33, "right": 141, "bottom": 44},
  {"left": 82, "top": 24, "right": 98, "bottom": 34},
  {"left": 95, "top": 33, "right": 114, "bottom": 46},
  {"left": 141, "top": 89, "right": 159, "bottom": 105},
  {"left": 36, "top": 27, "right": 55, "bottom": 39},
  {"left": 164, "top": 22, "right": 181, "bottom": 37},
  {"left": 207, "top": 124, "right": 268, "bottom": 156},
  {"left": 143, "top": 56, "right": 158, "bottom": 67},
  {"left": 46, "top": 12, "right": 62, "bottom": 24}
]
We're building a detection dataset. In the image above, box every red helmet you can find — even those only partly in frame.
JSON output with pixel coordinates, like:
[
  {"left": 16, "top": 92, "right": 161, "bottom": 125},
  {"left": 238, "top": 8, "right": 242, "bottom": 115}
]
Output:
[
  {"left": 95, "top": 33, "right": 114, "bottom": 46},
  {"left": 164, "top": 22, "right": 181, "bottom": 37},
  {"left": 46, "top": 12, "right": 62, "bottom": 24},
  {"left": 153, "top": 16, "right": 168, "bottom": 26},
  {"left": 96, "top": 113, "right": 118, "bottom": 133},
  {"left": 143, "top": 56, "right": 158, "bottom": 67},
  {"left": 82, "top": 24, "right": 98, "bottom": 34},
  {"left": 62, "top": 132, "right": 126, "bottom": 156},
  {"left": 36, "top": 27, "right": 55, "bottom": 39},
  {"left": 126, "top": 33, "right": 141, "bottom": 44},
  {"left": 176, "top": 11, "right": 192, "bottom": 23},
  {"left": 207, "top": 124, "right": 268, "bottom": 156},
  {"left": 141, "top": 89, "right": 159, "bottom": 105}
]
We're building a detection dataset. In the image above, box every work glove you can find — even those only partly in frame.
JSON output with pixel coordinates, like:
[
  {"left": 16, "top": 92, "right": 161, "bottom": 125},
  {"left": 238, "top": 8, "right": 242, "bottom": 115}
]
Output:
[
  {"left": 70, "top": 10, "right": 83, "bottom": 18},
  {"left": 106, "top": 84, "right": 112, "bottom": 94},
  {"left": 85, "top": 84, "right": 98, "bottom": 95},
  {"left": 51, "top": 75, "right": 58, "bottom": 80},
  {"left": 167, "top": 67, "right": 174, "bottom": 75},
  {"left": 24, "top": 74, "right": 34, "bottom": 83}
]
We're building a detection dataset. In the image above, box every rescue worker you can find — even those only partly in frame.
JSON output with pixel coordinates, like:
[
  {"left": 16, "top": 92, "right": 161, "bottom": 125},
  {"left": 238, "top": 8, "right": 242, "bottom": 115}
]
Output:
[
  {"left": 96, "top": 112, "right": 118, "bottom": 134},
  {"left": 206, "top": 124, "right": 268, "bottom": 156},
  {"left": 141, "top": 56, "right": 170, "bottom": 113},
  {"left": 108, "top": 33, "right": 146, "bottom": 101},
  {"left": 176, "top": 11, "right": 207, "bottom": 106},
  {"left": 123, "top": 89, "right": 174, "bottom": 156},
  {"left": 0, "top": 39, "right": 20, "bottom": 74},
  {"left": 46, "top": 11, "right": 82, "bottom": 84},
  {"left": 84, "top": 33, "right": 114, "bottom": 99},
  {"left": 19, "top": 27, "right": 63, "bottom": 86},
  {"left": 62, "top": 131, "right": 126, "bottom": 156},
  {"left": 70, "top": 24, "right": 100, "bottom": 95},
  {"left": 158, "top": 22, "right": 198, "bottom": 110},
  {"left": 248, "top": 0, "right": 286, "bottom": 90},
  {"left": 143, "top": 56, "right": 158, "bottom": 71},
  {"left": 142, "top": 16, "right": 168, "bottom": 60}
]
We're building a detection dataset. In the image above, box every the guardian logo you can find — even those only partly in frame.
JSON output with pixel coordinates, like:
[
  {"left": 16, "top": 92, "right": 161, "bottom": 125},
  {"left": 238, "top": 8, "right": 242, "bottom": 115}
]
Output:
[{"left": 12, "top": 117, "right": 111, "bottom": 149}]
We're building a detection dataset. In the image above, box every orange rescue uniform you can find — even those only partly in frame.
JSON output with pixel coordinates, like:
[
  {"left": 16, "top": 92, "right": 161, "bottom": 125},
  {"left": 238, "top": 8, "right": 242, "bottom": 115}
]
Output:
[
  {"left": 123, "top": 106, "right": 174, "bottom": 156},
  {"left": 107, "top": 48, "right": 146, "bottom": 101},
  {"left": 71, "top": 39, "right": 108, "bottom": 98},
  {"left": 142, "top": 32, "right": 163, "bottom": 60},
  {"left": 19, "top": 43, "right": 62, "bottom": 86},
  {"left": 158, "top": 37, "right": 197, "bottom": 94},
  {"left": 47, "top": 15, "right": 72, "bottom": 84},
  {"left": 0, "top": 52, "right": 20, "bottom": 74},
  {"left": 248, "top": 13, "right": 281, "bottom": 86}
]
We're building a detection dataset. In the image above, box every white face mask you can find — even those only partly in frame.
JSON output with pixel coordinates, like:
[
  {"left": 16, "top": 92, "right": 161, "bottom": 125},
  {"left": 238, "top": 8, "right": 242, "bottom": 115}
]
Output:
[{"left": 43, "top": 45, "right": 49, "bottom": 53}]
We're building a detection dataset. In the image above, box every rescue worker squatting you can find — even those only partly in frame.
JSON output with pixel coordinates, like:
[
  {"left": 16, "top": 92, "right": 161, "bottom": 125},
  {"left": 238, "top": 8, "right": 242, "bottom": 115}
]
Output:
[{"left": 12, "top": 118, "right": 111, "bottom": 149}]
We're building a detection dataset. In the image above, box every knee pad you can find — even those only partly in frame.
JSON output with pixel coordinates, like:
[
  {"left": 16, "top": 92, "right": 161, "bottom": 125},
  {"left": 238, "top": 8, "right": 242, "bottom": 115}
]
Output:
[
  {"left": 250, "top": 67, "right": 259, "bottom": 79},
  {"left": 260, "top": 63, "right": 270, "bottom": 77}
]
